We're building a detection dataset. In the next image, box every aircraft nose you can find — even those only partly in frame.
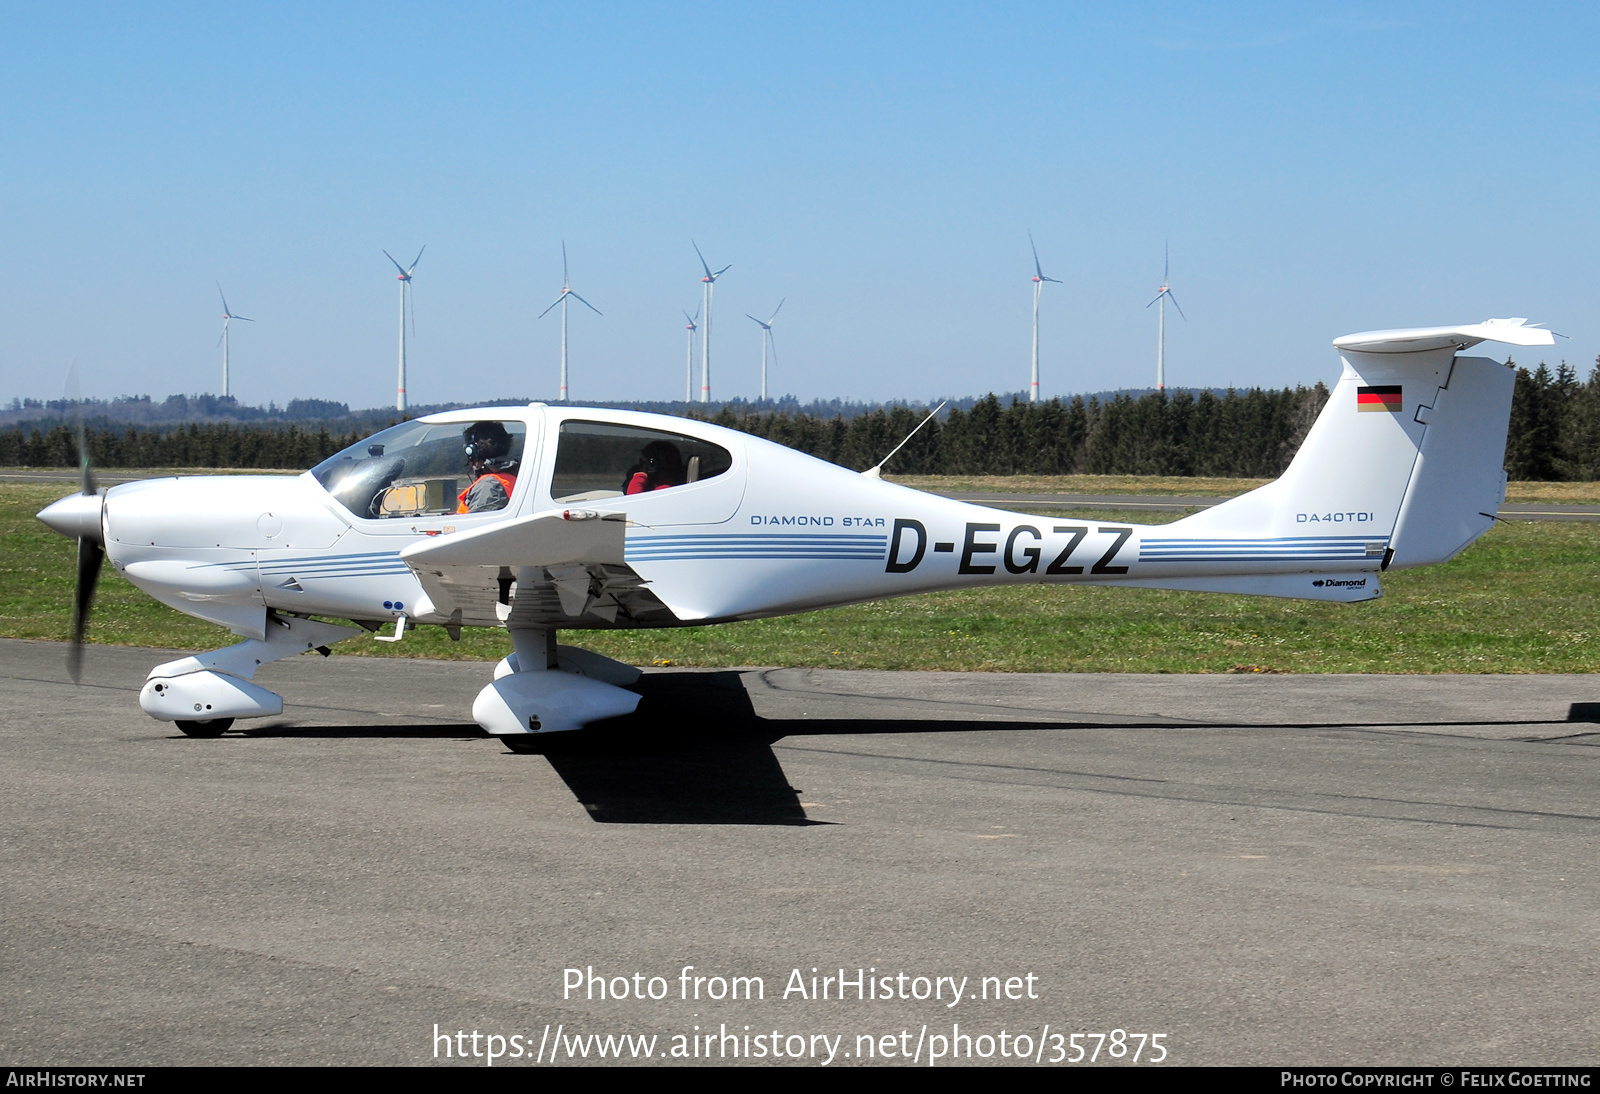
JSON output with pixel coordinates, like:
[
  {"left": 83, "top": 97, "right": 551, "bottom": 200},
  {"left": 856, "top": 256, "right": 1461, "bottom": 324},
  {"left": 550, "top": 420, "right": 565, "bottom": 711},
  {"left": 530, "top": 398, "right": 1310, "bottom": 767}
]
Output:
[{"left": 37, "top": 492, "right": 104, "bottom": 542}]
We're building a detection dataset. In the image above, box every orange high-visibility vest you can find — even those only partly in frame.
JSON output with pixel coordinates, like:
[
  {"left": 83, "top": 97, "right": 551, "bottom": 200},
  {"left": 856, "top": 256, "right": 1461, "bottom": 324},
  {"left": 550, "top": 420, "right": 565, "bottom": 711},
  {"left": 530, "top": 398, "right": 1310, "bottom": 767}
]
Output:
[{"left": 457, "top": 472, "right": 517, "bottom": 514}]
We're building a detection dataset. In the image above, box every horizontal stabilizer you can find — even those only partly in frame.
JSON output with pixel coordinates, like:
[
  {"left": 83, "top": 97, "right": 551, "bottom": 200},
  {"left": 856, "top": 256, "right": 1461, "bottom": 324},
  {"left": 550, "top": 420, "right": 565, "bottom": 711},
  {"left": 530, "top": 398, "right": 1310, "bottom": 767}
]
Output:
[{"left": 1333, "top": 318, "right": 1555, "bottom": 355}]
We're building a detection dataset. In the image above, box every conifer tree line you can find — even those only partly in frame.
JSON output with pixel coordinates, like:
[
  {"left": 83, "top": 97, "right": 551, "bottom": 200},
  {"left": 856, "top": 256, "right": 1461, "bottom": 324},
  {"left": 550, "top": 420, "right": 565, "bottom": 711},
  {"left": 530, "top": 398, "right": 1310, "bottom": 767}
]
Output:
[
  {"left": 0, "top": 423, "right": 367, "bottom": 472},
  {"left": 2, "top": 364, "right": 1594, "bottom": 479},
  {"left": 686, "top": 386, "right": 1330, "bottom": 477}
]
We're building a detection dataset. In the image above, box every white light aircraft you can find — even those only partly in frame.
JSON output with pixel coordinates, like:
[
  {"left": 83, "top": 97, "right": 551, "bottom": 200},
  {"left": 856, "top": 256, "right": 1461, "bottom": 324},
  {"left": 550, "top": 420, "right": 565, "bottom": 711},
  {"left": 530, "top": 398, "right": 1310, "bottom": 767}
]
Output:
[{"left": 38, "top": 319, "right": 1553, "bottom": 748}]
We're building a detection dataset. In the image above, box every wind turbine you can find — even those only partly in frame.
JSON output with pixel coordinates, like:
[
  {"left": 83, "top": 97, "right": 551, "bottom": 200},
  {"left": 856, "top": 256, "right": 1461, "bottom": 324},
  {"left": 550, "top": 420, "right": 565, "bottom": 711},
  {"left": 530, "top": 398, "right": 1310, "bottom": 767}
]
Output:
[
  {"left": 383, "top": 246, "right": 425, "bottom": 413},
  {"left": 682, "top": 307, "right": 699, "bottom": 403},
  {"left": 537, "top": 242, "right": 603, "bottom": 402},
  {"left": 215, "top": 282, "right": 252, "bottom": 400},
  {"left": 745, "top": 299, "right": 784, "bottom": 402},
  {"left": 692, "top": 241, "right": 731, "bottom": 403},
  {"left": 1145, "top": 243, "right": 1185, "bottom": 391},
  {"left": 1027, "top": 231, "right": 1061, "bottom": 404}
]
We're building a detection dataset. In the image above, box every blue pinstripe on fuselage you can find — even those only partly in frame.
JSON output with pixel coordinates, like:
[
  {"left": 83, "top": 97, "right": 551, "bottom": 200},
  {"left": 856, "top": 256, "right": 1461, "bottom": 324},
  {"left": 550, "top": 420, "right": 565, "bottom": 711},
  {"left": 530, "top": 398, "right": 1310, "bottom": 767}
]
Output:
[
  {"left": 1138, "top": 535, "right": 1388, "bottom": 564},
  {"left": 626, "top": 533, "right": 888, "bottom": 562}
]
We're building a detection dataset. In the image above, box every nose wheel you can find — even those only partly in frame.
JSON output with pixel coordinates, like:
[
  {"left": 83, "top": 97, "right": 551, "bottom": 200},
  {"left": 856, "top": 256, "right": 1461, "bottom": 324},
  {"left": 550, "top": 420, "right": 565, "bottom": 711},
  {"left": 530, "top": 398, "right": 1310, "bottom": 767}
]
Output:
[{"left": 174, "top": 718, "right": 234, "bottom": 738}]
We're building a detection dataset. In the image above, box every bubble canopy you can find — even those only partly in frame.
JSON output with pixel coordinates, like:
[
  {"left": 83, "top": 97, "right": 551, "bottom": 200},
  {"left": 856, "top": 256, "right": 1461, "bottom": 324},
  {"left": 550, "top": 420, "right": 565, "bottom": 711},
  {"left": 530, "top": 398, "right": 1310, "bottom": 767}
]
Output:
[{"left": 310, "top": 418, "right": 526, "bottom": 518}]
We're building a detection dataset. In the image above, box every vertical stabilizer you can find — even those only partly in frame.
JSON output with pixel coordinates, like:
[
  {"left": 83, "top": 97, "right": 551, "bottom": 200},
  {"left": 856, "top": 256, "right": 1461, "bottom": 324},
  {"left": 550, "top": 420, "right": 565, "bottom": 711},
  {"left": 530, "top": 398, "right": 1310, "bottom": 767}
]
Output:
[{"left": 1164, "top": 320, "right": 1548, "bottom": 571}]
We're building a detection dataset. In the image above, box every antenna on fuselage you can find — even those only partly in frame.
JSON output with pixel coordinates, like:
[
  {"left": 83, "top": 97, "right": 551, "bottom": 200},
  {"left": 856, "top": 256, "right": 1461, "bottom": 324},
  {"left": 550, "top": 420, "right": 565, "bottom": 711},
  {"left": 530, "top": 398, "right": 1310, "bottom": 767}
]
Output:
[{"left": 862, "top": 401, "right": 947, "bottom": 480}]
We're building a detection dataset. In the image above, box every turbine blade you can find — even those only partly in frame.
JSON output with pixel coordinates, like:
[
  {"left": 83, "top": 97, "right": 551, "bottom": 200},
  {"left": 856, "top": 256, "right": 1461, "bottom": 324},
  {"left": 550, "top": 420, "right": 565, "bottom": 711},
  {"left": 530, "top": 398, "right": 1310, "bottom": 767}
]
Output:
[
  {"left": 561, "top": 240, "right": 568, "bottom": 284},
  {"left": 745, "top": 313, "right": 765, "bottom": 327},
  {"left": 1041, "top": 275, "right": 1062, "bottom": 284},
  {"left": 1146, "top": 294, "right": 1163, "bottom": 308},
  {"left": 1029, "top": 230, "right": 1044, "bottom": 280},
  {"left": 769, "top": 298, "right": 784, "bottom": 322},
  {"left": 409, "top": 245, "right": 426, "bottom": 273},
  {"left": 383, "top": 249, "right": 408, "bottom": 276},
  {"left": 234, "top": 315, "right": 254, "bottom": 322},
  {"left": 692, "top": 240, "right": 714, "bottom": 279},
  {"left": 1164, "top": 240, "right": 1169, "bottom": 281},
  {"left": 567, "top": 290, "right": 602, "bottom": 315},
  {"left": 537, "top": 295, "right": 565, "bottom": 319},
  {"left": 1167, "top": 292, "right": 1187, "bottom": 320},
  {"left": 216, "top": 281, "right": 230, "bottom": 314},
  {"left": 216, "top": 329, "right": 226, "bottom": 348},
  {"left": 713, "top": 264, "right": 731, "bottom": 278},
  {"left": 768, "top": 329, "right": 777, "bottom": 366}
]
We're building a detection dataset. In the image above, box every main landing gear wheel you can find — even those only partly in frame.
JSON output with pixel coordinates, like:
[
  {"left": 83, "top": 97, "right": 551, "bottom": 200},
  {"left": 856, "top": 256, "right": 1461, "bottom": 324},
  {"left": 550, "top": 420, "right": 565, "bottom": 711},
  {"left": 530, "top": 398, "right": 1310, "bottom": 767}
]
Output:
[
  {"left": 174, "top": 718, "right": 234, "bottom": 738},
  {"left": 502, "top": 736, "right": 542, "bottom": 754}
]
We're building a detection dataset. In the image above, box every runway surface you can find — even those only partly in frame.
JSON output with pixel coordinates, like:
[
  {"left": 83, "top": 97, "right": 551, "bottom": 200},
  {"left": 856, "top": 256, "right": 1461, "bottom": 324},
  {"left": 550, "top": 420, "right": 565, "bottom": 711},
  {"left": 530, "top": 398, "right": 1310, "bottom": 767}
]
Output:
[{"left": 3, "top": 638, "right": 1599, "bottom": 1066}]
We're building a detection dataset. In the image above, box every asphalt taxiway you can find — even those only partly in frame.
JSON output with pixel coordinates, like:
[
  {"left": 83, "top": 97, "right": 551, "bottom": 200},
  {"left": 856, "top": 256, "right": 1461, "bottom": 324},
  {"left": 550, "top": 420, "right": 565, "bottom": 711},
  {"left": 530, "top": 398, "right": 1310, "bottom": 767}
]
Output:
[{"left": 3, "top": 638, "right": 1597, "bottom": 1066}]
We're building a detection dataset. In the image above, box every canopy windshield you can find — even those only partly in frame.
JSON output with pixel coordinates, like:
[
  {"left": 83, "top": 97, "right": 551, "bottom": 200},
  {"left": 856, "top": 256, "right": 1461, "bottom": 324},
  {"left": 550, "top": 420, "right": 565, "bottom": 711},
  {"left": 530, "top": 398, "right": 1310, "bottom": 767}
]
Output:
[{"left": 311, "top": 419, "right": 526, "bottom": 518}]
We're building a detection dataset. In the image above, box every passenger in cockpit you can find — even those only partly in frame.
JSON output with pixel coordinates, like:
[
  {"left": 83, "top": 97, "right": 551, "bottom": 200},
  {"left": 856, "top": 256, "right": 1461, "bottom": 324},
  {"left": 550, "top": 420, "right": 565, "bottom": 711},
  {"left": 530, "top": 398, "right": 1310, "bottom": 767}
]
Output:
[
  {"left": 623, "top": 440, "right": 686, "bottom": 494},
  {"left": 457, "top": 421, "right": 519, "bottom": 513}
]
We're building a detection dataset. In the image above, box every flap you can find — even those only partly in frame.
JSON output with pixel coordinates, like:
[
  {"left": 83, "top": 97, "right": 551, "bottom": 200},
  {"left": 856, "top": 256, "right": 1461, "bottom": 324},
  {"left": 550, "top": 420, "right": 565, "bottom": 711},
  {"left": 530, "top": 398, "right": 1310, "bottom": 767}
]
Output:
[{"left": 398, "top": 511, "right": 679, "bottom": 628}]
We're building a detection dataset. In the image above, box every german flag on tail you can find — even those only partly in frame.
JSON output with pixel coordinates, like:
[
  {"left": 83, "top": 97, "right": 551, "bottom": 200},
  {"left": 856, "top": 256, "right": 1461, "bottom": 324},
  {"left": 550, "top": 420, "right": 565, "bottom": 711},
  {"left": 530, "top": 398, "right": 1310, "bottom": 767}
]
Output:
[{"left": 1357, "top": 385, "right": 1402, "bottom": 413}]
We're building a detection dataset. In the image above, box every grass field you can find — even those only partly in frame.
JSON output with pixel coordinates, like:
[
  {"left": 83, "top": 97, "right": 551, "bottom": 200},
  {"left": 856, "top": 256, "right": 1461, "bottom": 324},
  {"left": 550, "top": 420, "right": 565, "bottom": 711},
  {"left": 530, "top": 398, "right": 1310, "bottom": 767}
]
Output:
[{"left": 5, "top": 478, "right": 1599, "bottom": 673}]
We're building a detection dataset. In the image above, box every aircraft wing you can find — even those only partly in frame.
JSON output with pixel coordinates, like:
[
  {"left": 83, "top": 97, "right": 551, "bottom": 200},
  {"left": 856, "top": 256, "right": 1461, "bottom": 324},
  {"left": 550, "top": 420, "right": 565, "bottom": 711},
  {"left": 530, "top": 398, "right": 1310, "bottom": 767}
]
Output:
[
  {"left": 400, "top": 510, "right": 629, "bottom": 569},
  {"left": 398, "top": 511, "right": 675, "bottom": 628}
]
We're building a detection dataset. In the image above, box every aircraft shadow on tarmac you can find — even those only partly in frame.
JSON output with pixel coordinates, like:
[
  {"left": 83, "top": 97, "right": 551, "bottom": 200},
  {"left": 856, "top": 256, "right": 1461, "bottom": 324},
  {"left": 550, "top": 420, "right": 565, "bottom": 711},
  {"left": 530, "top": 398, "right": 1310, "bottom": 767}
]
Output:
[
  {"left": 531, "top": 671, "right": 849, "bottom": 827},
  {"left": 238, "top": 670, "right": 1081, "bottom": 826},
  {"left": 235, "top": 672, "right": 1600, "bottom": 826}
]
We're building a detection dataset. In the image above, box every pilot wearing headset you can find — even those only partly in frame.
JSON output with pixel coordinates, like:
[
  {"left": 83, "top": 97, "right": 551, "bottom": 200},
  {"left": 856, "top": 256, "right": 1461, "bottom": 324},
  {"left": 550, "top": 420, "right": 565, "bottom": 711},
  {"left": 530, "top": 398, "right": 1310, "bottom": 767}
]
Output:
[{"left": 457, "top": 421, "right": 519, "bottom": 513}]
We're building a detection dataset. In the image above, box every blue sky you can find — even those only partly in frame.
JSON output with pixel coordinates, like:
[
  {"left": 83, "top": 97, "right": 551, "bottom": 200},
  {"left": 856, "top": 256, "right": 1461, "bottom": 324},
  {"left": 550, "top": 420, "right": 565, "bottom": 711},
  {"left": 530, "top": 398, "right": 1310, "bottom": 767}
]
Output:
[{"left": 2, "top": 3, "right": 1596, "bottom": 408}]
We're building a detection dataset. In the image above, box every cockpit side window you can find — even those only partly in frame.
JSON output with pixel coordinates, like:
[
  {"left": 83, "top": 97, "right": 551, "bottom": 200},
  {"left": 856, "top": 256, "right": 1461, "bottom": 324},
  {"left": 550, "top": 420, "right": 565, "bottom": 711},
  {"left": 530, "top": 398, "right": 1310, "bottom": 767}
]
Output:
[
  {"left": 551, "top": 421, "right": 731, "bottom": 503},
  {"left": 311, "top": 419, "right": 527, "bottom": 518}
]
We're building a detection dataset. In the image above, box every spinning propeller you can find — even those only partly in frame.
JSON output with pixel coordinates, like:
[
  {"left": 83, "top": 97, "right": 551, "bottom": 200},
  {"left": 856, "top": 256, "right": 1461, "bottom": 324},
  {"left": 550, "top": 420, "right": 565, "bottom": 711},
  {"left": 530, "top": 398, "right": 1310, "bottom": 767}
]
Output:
[
  {"left": 35, "top": 364, "right": 106, "bottom": 682},
  {"left": 67, "top": 416, "right": 103, "bottom": 683}
]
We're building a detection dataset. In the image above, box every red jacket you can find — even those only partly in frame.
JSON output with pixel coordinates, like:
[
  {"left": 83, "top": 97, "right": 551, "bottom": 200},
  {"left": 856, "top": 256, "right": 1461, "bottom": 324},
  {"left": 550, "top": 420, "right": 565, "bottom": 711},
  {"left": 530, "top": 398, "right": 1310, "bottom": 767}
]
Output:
[{"left": 625, "top": 472, "right": 674, "bottom": 495}]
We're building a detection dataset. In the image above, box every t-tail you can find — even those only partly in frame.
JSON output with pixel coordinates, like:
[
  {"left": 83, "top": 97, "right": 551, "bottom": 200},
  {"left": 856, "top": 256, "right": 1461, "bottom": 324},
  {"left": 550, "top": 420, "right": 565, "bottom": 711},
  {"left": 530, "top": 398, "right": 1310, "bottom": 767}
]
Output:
[{"left": 1119, "top": 318, "right": 1555, "bottom": 601}]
